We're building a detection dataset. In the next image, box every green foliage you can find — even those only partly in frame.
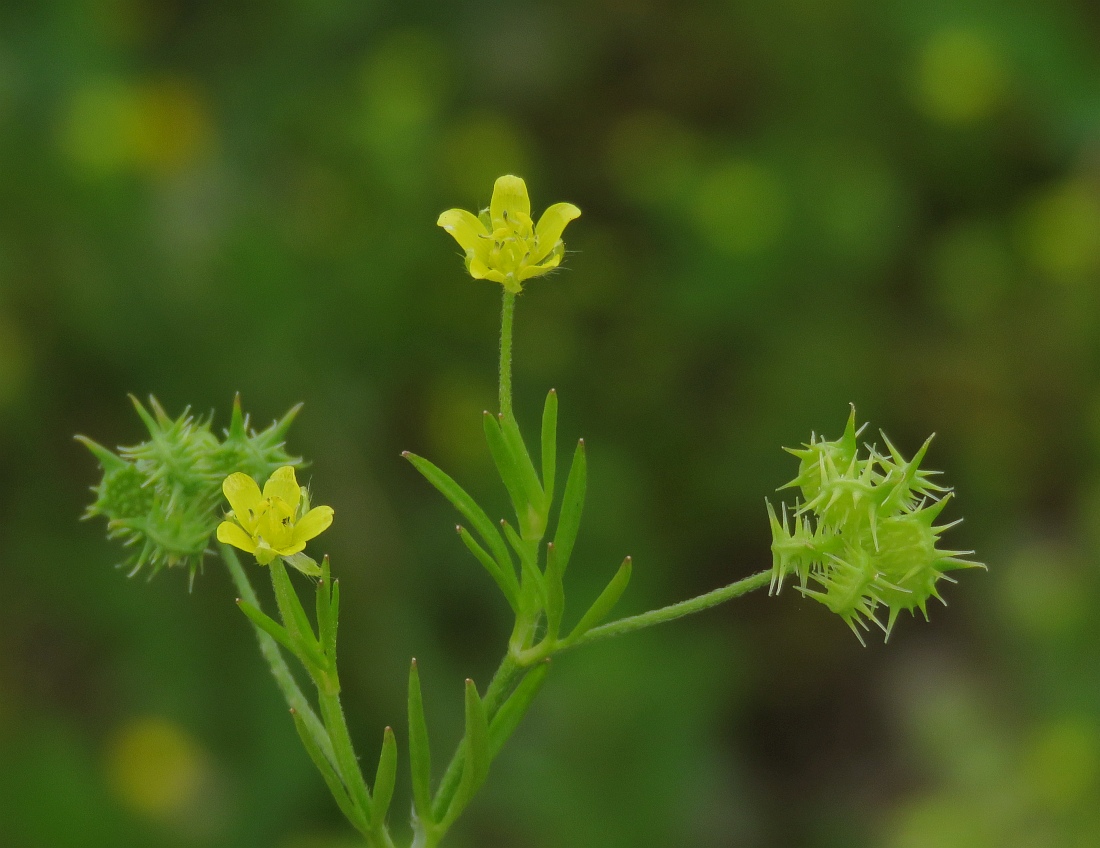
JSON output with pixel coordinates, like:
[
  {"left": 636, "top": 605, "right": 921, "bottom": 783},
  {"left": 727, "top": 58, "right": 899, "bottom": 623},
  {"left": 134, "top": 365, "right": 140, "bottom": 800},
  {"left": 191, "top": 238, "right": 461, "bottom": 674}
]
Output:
[{"left": 79, "top": 395, "right": 301, "bottom": 582}]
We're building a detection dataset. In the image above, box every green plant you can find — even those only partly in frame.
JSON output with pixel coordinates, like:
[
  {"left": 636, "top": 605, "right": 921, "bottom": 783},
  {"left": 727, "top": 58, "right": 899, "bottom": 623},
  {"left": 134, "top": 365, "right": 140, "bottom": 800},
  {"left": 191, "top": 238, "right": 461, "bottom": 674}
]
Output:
[{"left": 79, "top": 175, "right": 981, "bottom": 847}]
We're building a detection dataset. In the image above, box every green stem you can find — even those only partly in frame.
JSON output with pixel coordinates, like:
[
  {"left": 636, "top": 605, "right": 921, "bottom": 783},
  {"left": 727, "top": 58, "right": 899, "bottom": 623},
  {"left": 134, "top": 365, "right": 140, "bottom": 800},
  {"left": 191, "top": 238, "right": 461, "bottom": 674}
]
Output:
[
  {"left": 499, "top": 289, "right": 516, "bottom": 420},
  {"left": 317, "top": 686, "right": 394, "bottom": 848},
  {"left": 563, "top": 570, "right": 772, "bottom": 651},
  {"left": 220, "top": 544, "right": 337, "bottom": 768},
  {"left": 429, "top": 653, "right": 525, "bottom": 824}
]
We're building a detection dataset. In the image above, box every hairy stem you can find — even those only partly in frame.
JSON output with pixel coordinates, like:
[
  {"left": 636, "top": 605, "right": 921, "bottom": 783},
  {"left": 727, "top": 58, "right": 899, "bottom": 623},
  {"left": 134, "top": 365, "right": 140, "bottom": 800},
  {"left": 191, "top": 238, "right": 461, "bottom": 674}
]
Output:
[
  {"left": 564, "top": 570, "right": 772, "bottom": 651},
  {"left": 499, "top": 290, "right": 516, "bottom": 420},
  {"left": 220, "top": 544, "right": 337, "bottom": 768}
]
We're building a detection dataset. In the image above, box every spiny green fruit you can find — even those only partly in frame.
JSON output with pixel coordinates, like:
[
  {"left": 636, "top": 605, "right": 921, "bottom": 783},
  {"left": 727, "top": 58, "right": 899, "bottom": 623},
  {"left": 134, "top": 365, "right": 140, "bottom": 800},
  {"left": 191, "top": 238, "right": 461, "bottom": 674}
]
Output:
[
  {"left": 78, "top": 395, "right": 303, "bottom": 585},
  {"left": 769, "top": 407, "right": 982, "bottom": 643}
]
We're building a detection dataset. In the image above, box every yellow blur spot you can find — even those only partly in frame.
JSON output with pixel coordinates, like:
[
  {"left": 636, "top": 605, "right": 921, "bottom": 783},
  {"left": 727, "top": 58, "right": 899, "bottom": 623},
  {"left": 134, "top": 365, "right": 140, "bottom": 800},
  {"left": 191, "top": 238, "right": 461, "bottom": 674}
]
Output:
[
  {"left": 1025, "top": 717, "right": 1099, "bottom": 811},
  {"left": 916, "top": 28, "right": 1008, "bottom": 125},
  {"left": 105, "top": 716, "right": 206, "bottom": 820},
  {"left": 693, "top": 160, "right": 787, "bottom": 256},
  {"left": 1019, "top": 180, "right": 1100, "bottom": 282},
  {"left": 887, "top": 794, "right": 998, "bottom": 848},
  {"left": 61, "top": 77, "right": 212, "bottom": 176}
]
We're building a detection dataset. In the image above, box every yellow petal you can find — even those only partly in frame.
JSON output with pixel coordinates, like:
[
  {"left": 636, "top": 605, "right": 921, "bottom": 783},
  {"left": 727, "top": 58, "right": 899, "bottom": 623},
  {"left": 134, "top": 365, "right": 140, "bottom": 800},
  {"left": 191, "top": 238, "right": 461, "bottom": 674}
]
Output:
[
  {"left": 519, "top": 250, "right": 563, "bottom": 281},
  {"left": 490, "top": 175, "right": 530, "bottom": 229},
  {"left": 217, "top": 521, "right": 257, "bottom": 553},
  {"left": 437, "top": 209, "right": 491, "bottom": 259},
  {"left": 532, "top": 202, "right": 581, "bottom": 263},
  {"left": 262, "top": 466, "right": 301, "bottom": 512},
  {"left": 467, "top": 255, "right": 508, "bottom": 284},
  {"left": 294, "top": 505, "right": 334, "bottom": 544},
  {"left": 274, "top": 540, "right": 307, "bottom": 557},
  {"left": 222, "top": 473, "right": 262, "bottom": 533}
]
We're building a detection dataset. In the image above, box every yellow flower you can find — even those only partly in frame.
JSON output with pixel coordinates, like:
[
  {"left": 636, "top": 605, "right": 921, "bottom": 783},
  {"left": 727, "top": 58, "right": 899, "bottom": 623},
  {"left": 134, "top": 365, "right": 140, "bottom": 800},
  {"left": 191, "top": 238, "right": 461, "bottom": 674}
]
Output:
[
  {"left": 437, "top": 175, "right": 581, "bottom": 293},
  {"left": 216, "top": 466, "right": 333, "bottom": 567}
]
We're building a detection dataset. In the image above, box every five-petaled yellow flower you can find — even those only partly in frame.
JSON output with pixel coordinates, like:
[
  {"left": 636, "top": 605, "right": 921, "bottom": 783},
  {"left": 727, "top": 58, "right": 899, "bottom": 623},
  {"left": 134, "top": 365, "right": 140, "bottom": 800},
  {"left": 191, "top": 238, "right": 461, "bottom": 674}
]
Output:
[
  {"left": 217, "top": 466, "right": 333, "bottom": 566},
  {"left": 437, "top": 175, "right": 581, "bottom": 293}
]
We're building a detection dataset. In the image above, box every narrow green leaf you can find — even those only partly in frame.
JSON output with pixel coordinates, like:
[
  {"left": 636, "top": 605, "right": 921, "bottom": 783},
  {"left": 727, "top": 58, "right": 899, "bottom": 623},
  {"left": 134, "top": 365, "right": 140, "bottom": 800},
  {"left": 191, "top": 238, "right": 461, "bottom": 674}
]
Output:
[
  {"left": 541, "top": 389, "right": 558, "bottom": 506},
  {"left": 553, "top": 440, "right": 587, "bottom": 574},
  {"left": 483, "top": 412, "right": 528, "bottom": 524},
  {"left": 544, "top": 543, "right": 565, "bottom": 640},
  {"left": 236, "top": 598, "right": 297, "bottom": 657},
  {"left": 270, "top": 558, "right": 326, "bottom": 671},
  {"left": 372, "top": 726, "right": 397, "bottom": 824},
  {"left": 407, "top": 659, "right": 434, "bottom": 825},
  {"left": 457, "top": 526, "right": 520, "bottom": 612},
  {"left": 291, "top": 708, "right": 370, "bottom": 836},
  {"left": 498, "top": 413, "right": 547, "bottom": 537},
  {"left": 316, "top": 557, "right": 333, "bottom": 656},
  {"left": 565, "top": 557, "right": 633, "bottom": 644},
  {"left": 441, "top": 679, "right": 490, "bottom": 829},
  {"left": 489, "top": 661, "right": 551, "bottom": 758},
  {"left": 502, "top": 519, "right": 546, "bottom": 613},
  {"left": 328, "top": 579, "right": 340, "bottom": 659},
  {"left": 403, "top": 452, "right": 514, "bottom": 579}
]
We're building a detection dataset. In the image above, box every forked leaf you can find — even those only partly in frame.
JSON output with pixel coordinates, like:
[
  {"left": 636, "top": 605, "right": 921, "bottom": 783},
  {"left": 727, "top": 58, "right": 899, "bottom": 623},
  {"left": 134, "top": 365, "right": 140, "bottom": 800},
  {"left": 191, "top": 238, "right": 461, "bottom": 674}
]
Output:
[
  {"left": 553, "top": 440, "right": 587, "bottom": 573},
  {"left": 403, "top": 452, "right": 514, "bottom": 579},
  {"left": 489, "top": 661, "right": 550, "bottom": 758},
  {"left": 372, "top": 726, "right": 397, "bottom": 824},
  {"left": 564, "top": 557, "right": 632, "bottom": 644},
  {"left": 541, "top": 389, "right": 558, "bottom": 506},
  {"left": 407, "top": 659, "right": 434, "bottom": 825}
]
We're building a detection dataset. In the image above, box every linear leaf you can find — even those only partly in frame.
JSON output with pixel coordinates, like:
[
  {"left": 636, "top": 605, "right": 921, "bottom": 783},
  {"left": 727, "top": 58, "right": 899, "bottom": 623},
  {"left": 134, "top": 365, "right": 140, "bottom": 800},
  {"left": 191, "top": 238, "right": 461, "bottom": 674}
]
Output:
[
  {"left": 372, "top": 726, "right": 397, "bottom": 824},
  {"left": 541, "top": 389, "right": 558, "bottom": 507},
  {"left": 315, "top": 556, "right": 334, "bottom": 657},
  {"left": 270, "top": 558, "right": 326, "bottom": 671},
  {"left": 483, "top": 412, "right": 528, "bottom": 524},
  {"left": 565, "top": 557, "right": 633, "bottom": 644},
  {"left": 457, "top": 525, "right": 519, "bottom": 612},
  {"left": 544, "top": 543, "right": 565, "bottom": 640},
  {"left": 498, "top": 413, "right": 546, "bottom": 535},
  {"left": 553, "top": 440, "right": 587, "bottom": 574},
  {"left": 403, "top": 452, "right": 513, "bottom": 579},
  {"left": 236, "top": 599, "right": 297, "bottom": 657},
  {"left": 291, "top": 708, "right": 370, "bottom": 835},
  {"left": 502, "top": 519, "right": 546, "bottom": 614},
  {"left": 407, "top": 659, "right": 434, "bottom": 825},
  {"left": 441, "top": 679, "right": 490, "bottom": 829}
]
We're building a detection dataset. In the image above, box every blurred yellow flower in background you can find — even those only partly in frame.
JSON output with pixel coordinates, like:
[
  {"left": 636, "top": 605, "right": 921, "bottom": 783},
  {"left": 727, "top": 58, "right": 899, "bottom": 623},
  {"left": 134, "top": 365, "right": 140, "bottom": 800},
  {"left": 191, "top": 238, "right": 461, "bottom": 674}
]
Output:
[{"left": 438, "top": 174, "right": 581, "bottom": 292}]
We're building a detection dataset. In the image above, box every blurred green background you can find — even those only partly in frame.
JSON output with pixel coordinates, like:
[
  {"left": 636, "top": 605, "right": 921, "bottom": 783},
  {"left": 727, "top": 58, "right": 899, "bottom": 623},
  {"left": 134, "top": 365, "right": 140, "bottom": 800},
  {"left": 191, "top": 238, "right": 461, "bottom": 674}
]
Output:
[{"left": 1, "top": 1, "right": 1099, "bottom": 846}]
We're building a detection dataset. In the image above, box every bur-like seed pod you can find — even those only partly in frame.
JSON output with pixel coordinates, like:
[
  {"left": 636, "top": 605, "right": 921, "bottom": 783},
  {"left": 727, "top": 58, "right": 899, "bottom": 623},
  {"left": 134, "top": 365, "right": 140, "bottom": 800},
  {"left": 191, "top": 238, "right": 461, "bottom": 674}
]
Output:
[
  {"left": 769, "top": 407, "right": 982, "bottom": 643},
  {"left": 79, "top": 395, "right": 303, "bottom": 584}
]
